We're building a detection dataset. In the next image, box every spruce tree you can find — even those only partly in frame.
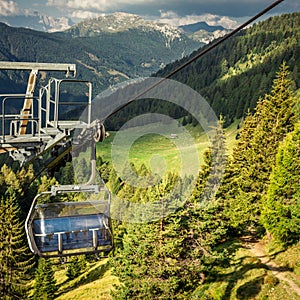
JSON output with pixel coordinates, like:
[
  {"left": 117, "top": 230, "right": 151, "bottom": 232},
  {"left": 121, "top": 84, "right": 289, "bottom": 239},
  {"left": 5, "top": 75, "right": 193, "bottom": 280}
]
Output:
[
  {"left": 33, "top": 258, "right": 57, "bottom": 300},
  {"left": 111, "top": 206, "right": 209, "bottom": 299},
  {"left": 221, "top": 62, "right": 297, "bottom": 231},
  {"left": 111, "top": 163, "right": 228, "bottom": 299},
  {"left": 66, "top": 255, "right": 86, "bottom": 280},
  {"left": 0, "top": 194, "right": 35, "bottom": 299},
  {"left": 59, "top": 162, "right": 75, "bottom": 185},
  {"left": 108, "top": 167, "right": 122, "bottom": 195},
  {"left": 261, "top": 122, "right": 300, "bottom": 245},
  {"left": 191, "top": 116, "right": 226, "bottom": 203}
]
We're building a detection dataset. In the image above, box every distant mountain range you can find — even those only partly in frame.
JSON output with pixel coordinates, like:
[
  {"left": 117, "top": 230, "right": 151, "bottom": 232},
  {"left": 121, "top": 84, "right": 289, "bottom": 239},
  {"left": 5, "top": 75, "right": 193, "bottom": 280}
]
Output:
[
  {"left": 64, "top": 12, "right": 195, "bottom": 49},
  {"left": 0, "top": 12, "right": 203, "bottom": 96},
  {"left": 0, "top": 11, "right": 230, "bottom": 44},
  {"left": 103, "top": 12, "right": 300, "bottom": 129},
  {"left": 180, "top": 22, "right": 226, "bottom": 33},
  {"left": 179, "top": 22, "right": 230, "bottom": 44},
  {"left": 0, "top": 11, "right": 299, "bottom": 132},
  {"left": 66, "top": 12, "right": 182, "bottom": 37},
  {"left": 0, "top": 11, "right": 73, "bottom": 32}
]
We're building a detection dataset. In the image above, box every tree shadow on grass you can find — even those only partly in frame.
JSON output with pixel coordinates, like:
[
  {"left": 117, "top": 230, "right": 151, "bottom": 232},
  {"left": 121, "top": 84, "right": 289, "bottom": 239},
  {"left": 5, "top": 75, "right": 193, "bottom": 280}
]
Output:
[
  {"left": 219, "top": 257, "right": 267, "bottom": 300},
  {"left": 213, "top": 253, "right": 293, "bottom": 300},
  {"left": 205, "top": 237, "right": 293, "bottom": 300},
  {"left": 56, "top": 260, "right": 110, "bottom": 297},
  {"left": 236, "top": 275, "right": 265, "bottom": 299}
]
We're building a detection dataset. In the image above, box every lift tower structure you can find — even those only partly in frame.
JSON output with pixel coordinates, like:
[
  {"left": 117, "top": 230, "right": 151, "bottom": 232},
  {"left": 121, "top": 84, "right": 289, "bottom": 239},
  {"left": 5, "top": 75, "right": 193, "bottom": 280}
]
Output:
[{"left": 0, "top": 61, "right": 98, "bottom": 164}]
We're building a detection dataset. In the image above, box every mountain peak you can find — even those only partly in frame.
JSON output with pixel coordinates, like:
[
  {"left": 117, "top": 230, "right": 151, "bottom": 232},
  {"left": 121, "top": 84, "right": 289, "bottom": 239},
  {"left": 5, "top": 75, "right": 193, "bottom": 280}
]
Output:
[
  {"left": 65, "top": 12, "right": 187, "bottom": 47},
  {"left": 67, "top": 12, "right": 143, "bottom": 34},
  {"left": 179, "top": 21, "right": 230, "bottom": 44}
]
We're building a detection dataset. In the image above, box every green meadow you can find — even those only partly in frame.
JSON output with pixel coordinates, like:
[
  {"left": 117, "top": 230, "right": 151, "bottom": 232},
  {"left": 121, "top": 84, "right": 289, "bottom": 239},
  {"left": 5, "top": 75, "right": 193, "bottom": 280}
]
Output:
[{"left": 96, "top": 120, "right": 239, "bottom": 173}]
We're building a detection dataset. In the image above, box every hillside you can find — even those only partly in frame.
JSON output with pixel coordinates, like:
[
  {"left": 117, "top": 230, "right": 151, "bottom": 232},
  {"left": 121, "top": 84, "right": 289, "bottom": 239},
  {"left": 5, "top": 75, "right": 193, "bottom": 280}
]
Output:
[
  {"left": 179, "top": 21, "right": 230, "bottom": 44},
  {"left": 0, "top": 11, "right": 300, "bottom": 300},
  {"left": 49, "top": 239, "right": 300, "bottom": 300},
  {"left": 156, "top": 12, "right": 300, "bottom": 125},
  {"left": 0, "top": 13, "right": 202, "bottom": 96},
  {"left": 101, "top": 12, "right": 300, "bottom": 130}
]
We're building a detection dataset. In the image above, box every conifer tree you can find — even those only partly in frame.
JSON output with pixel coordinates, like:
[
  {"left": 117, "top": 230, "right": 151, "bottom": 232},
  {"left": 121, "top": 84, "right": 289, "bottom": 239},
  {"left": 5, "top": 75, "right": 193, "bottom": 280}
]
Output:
[
  {"left": 59, "top": 162, "right": 75, "bottom": 185},
  {"left": 108, "top": 167, "right": 122, "bottom": 195},
  {"left": 191, "top": 116, "right": 226, "bottom": 203},
  {"left": 111, "top": 205, "right": 208, "bottom": 299},
  {"left": 222, "top": 62, "right": 297, "bottom": 231},
  {"left": 66, "top": 255, "right": 86, "bottom": 280},
  {"left": 0, "top": 194, "right": 35, "bottom": 299},
  {"left": 261, "top": 122, "right": 300, "bottom": 245},
  {"left": 111, "top": 163, "right": 228, "bottom": 299},
  {"left": 38, "top": 175, "right": 58, "bottom": 193},
  {"left": 33, "top": 258, "right": 57, "bottom": 300}
]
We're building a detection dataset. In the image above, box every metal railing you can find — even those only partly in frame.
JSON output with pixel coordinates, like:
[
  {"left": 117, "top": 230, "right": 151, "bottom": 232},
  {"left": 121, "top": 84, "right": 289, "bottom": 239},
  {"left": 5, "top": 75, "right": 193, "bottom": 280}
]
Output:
[
  {"left": 0, "top": 94, "right": 40, "bottom": 141},
  {"left": 39, "top": 78, "right": 92, "bottom": 132}
]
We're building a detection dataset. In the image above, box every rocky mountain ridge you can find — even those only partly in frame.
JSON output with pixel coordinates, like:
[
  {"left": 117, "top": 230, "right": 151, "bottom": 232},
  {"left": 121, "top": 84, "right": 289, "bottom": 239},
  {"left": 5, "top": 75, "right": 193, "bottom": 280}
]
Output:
[{"left": 0, "top": 11, "right": 230, "bottom": 44}]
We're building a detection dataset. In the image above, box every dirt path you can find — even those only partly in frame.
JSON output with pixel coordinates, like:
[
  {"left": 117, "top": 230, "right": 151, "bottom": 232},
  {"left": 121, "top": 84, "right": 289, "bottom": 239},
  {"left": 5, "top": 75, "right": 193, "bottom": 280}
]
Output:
[{"left": 241, "top": 237, "right": 300, "bottom": 296}]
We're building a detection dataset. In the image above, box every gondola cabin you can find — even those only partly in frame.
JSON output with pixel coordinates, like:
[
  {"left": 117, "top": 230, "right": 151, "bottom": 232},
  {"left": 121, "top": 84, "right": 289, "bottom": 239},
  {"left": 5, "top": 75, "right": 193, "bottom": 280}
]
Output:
[{"left": 25, "top": 184, "right": 113, "bottom": 257}]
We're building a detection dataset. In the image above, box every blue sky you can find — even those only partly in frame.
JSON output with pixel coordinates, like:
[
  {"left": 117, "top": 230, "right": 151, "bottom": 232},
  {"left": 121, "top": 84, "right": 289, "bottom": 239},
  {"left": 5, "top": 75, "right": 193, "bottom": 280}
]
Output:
[{"left": 1, "top": 0, "right": 299, "bottom": 27}]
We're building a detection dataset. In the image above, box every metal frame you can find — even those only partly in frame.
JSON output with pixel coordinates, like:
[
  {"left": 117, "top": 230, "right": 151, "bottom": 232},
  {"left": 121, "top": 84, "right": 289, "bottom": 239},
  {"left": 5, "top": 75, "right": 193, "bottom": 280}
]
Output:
[
  {"left": 1, "top": 62, "right": 113, "bottom": 259},
  {"left": 0, "top": 77, "right": 93, "bottom": 163},
  {"left": 0, "top": 62, "right": 76, "bottom": 75},
  {"left": 25, "top": 184, "right": 113, "bottom": 258}
]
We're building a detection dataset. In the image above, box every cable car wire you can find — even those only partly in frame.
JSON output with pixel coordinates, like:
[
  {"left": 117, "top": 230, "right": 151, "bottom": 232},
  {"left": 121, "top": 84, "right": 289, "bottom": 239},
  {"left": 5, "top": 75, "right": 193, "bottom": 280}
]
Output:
[
  {"left": 20, "top": 0, "right": 285, "bottom": 194},
  {"left": 100, "top": 0, "right": 285, "bottom": 122}
]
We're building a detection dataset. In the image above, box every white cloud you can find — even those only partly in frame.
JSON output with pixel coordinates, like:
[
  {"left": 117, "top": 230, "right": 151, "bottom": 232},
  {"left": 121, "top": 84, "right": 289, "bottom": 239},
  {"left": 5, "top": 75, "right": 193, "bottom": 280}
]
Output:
[
  {"left": 0, "top": 0, "right": 20, "bottom": 16},
  {"left": 154, "top": 10, "right": 238, "bottom": 29},
  {"left": 216, "top": 15, "right": 239, "bottom": 29},
  {"left": 158, "top": 10, "right": 178, "bottom": 19},
  {"left": 46, "top": 0, "right": 161, "bottom": 13},
  {"left": 46, "top": 0, "right": 168, "bottom": 21},
  {"left": 47, "top": 0, "right": 127, "bottom": 12},
  {"left": 70, "top": 10, "right": 103, "bottom": 19}
]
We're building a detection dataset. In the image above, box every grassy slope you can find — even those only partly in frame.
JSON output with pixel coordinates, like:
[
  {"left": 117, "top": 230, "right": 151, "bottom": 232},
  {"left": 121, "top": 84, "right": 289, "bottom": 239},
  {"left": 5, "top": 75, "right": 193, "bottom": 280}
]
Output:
[
  {"left": 54, "top": 259, "right": 118, "bottom": 300},
  {"left": 192, "top": 239, "right": 300, "bottom": 300},
  {"left": 97, "top": 120, "right": 239, "bottom": 173},
  {"left": 57, "top": 116, "right": 299, "bottom": 299},
  {"left": 53, "top": 241, "right": 300, "bottom": 300}
]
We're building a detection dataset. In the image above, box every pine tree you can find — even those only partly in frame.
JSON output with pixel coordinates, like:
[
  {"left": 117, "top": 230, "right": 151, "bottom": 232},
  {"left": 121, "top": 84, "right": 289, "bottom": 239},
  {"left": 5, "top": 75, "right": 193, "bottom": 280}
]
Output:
[
  {"left": 261, "top": 122, "right": 300, "bottom": 245},
  {"left": 59, "top": 162, "right": 75, "bottom": 185},
  {"left": 0, "top": 194, "right": 35, "bottom": 299},
  {"left": 191, "top": 116, "right": 226, "bottom": 204},
  {"left": 221, "top": 62, "right": 297, "bottom": 231},
  {"left": 33, "top": 258, "right": 57, "bottom": 300},
  {"left": 108, "top": 167, "right": 122, "bottom": 195},
  {"left": 111, "top": 169, "right": 228, "bottom": 299},
  {"left": 66, "top": 255, "right": 86, "bottom": 280},
  {"left": 111, "top": 210, "right": 204, "bottom": 299},
  {"left": 73, "top": 157, "right": 89, "bottom": 184},
  {"left": 38, "top": 175, "right": 58, "bottom": 193}
]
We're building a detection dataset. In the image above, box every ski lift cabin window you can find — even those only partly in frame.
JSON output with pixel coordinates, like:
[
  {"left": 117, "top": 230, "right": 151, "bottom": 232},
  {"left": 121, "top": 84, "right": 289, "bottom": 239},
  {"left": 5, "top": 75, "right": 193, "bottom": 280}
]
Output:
[{"left": 25, "top": 185, "right": 113, "bottom": 257}]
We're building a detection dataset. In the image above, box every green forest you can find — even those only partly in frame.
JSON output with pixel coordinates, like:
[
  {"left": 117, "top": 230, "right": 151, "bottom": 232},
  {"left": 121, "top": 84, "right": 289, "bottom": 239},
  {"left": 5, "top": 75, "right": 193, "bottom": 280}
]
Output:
[
  {"left": 0, "top": 20, "right": 200, "bottom": 96},
  {"left": 0, "top": 12, "right": 300, "bottom": 300},
  {"left": 0, "top": 62, "right": 300, "bottom": 299},
  {"left": 106, "top": 11, "right": 300, "bottom": 129}
]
